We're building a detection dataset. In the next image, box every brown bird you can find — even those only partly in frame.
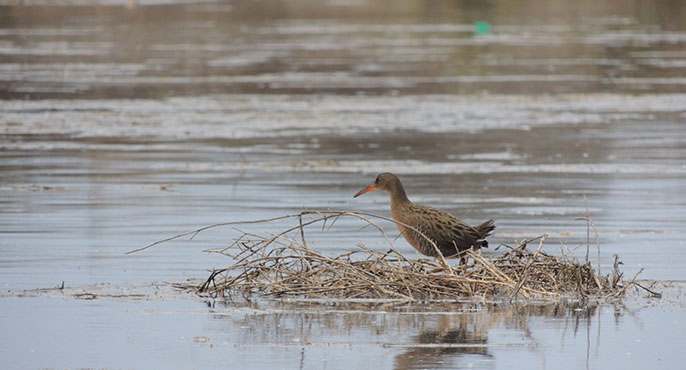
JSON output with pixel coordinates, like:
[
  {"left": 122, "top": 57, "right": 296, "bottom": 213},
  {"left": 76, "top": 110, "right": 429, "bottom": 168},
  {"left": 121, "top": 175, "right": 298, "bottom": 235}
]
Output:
[{"left": 354, "top": 172, "right": 495, "bottom": 264}]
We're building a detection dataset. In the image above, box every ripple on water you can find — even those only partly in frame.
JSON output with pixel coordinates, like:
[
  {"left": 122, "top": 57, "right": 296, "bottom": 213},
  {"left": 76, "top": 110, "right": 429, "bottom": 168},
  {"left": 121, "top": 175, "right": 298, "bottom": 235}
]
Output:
[{"left": 2, "top": 94, "right": 685, "bottom": 143}]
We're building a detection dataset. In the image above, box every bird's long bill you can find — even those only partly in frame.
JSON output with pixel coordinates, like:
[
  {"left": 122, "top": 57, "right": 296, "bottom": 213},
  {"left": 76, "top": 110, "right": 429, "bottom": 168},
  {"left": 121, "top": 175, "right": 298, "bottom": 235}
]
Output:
[{"left": 353, "top": 183, "right": 375, "bottom": 198}]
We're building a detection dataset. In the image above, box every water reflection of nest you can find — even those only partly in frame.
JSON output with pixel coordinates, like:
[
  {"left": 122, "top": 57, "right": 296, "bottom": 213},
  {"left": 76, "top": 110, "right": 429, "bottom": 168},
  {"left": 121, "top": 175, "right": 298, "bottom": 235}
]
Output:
[{"left": 134, "top": 210, "right": 641, "bottom": 302}]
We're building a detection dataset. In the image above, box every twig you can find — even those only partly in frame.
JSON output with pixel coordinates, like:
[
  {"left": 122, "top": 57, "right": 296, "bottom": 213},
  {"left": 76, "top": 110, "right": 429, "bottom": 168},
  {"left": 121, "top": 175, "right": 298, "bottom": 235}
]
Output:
[
  {"left": 298, "top": 214, "right": 307, "bottom": 249},
  {"left": 576, "top": 194, "right": 602, "bottom": 275},
  {"left": 634, "top": 282, "right": 661, "bottom": 298},
  {"left": 509, "top": 234, "right": 547, "bottom": 301},
  {"left": 126, "top": 213, "right": 299, "bottom": 255},
  {"left": 614, "top": 268, "right": 643, "bottom": 298}
]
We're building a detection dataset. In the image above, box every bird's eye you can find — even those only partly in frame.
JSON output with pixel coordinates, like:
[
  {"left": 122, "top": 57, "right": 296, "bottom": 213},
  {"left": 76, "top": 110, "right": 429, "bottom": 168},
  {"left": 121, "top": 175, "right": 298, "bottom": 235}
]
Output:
[{"left": 375, "top": 177, "right": 380, "bottom": 184}]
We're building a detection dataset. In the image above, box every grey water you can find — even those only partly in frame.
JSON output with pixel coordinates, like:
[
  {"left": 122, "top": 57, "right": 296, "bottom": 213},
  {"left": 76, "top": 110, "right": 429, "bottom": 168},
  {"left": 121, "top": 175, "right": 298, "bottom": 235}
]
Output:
[{"left": 1, "top": 0, "right": 686, "bottom": 369}]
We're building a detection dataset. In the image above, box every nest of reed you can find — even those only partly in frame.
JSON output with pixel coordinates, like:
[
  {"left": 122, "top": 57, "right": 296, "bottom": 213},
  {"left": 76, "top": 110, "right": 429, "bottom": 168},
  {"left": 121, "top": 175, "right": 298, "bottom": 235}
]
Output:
[{"left": 131, "top": 210, "right": 640, "bottom": 302}]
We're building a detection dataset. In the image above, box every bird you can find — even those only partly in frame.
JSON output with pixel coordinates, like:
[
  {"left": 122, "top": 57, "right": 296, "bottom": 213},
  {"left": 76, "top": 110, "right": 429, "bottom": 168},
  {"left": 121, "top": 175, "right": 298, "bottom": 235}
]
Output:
[{"left": 353, "top": 172, "right": 495, "bottom": 264}]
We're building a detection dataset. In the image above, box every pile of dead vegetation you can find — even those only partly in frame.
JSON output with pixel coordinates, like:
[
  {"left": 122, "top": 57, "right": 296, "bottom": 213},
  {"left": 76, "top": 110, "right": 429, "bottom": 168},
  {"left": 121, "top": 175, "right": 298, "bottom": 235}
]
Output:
[{"left": 129, "top": 210, "right": 642, "bottom": 302}]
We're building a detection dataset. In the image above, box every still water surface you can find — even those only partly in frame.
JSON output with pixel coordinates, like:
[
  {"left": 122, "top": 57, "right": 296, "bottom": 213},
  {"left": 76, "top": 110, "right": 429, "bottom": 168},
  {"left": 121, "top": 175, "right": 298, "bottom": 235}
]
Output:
[{"left": 1, "top": 0, "right": 686, "bottom": 369}]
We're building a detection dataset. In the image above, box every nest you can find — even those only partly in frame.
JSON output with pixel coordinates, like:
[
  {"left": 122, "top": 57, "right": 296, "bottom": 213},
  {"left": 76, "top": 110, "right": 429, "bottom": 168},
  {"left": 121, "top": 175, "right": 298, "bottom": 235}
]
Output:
[{"left": 131, "top": 210, "right": 640, "bottom": 302}]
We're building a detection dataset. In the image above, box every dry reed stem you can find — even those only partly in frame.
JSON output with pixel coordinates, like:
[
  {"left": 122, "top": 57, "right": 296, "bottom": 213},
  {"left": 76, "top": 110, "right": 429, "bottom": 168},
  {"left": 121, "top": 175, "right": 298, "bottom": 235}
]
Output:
[
  {"left": 509, "top": 234, "right": 547, "bottom": 300},
  {"left": 131, "top": 210, "right": 639, "bottom": 302}
]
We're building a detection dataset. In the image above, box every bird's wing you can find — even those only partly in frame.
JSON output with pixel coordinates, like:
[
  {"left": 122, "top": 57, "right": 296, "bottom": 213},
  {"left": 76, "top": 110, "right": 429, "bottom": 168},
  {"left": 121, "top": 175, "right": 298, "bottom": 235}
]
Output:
[{"left": 405, "top": 204, "right": 481, "bottom": 251}]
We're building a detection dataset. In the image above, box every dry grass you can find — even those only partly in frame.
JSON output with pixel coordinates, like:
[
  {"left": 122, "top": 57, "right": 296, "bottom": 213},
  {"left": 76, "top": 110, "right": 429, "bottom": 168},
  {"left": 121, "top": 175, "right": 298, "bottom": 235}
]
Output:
[{"left": 131, "top": 210, "right": 640, "bottom": 302}]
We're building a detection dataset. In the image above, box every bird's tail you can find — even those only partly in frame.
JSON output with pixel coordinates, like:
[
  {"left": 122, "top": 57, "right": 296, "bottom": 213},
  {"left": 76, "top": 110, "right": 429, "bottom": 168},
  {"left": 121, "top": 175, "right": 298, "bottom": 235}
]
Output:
[{"left": 475, "top": 219, "right": 496, "bottom": 248}]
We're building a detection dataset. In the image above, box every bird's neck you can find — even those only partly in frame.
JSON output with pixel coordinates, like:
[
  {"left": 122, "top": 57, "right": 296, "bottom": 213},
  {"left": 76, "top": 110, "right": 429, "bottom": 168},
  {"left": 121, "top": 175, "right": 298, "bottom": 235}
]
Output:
[{"left": 388, "top": 183, "right": 411, "bottom": 209}]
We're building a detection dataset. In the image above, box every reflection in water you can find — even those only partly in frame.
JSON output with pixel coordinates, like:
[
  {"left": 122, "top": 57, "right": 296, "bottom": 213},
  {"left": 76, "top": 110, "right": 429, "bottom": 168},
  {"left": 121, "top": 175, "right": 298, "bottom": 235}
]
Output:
[
  {"left": 394, "top": 314, "right": 491, "bottom": 370},
  {"left": 206, "top": 299, "right": 624, "bottom": 370},
  {"left": 1, "top": 281, "right": 678, "bottom": 370}
]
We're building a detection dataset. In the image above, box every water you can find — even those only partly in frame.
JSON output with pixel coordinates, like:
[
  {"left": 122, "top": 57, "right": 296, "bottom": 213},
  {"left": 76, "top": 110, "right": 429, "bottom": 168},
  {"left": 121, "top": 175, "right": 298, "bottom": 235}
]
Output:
[
  {"left": 2, "top": 284, "right": 686, "bottom": 369},
  {"left": 1, "top": 0, "right": 686, "bottom": 368}
]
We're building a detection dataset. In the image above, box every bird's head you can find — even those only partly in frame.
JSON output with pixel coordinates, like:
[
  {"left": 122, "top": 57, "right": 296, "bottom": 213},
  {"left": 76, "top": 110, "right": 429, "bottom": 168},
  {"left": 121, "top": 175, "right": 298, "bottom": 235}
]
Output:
[{"left": 353, "top": 172, "right": 401, "bottom": 198}]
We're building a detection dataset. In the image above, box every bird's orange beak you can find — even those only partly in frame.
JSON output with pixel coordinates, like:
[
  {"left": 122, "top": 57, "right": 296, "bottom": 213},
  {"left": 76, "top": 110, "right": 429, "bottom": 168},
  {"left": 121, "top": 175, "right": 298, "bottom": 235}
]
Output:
[{"left": 353, "top": 183, "right": 375, "bottom": 198}]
